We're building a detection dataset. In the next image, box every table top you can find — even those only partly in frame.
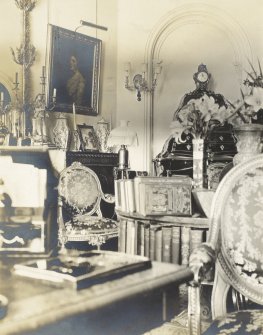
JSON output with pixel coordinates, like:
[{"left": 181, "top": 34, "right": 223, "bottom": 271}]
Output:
[{"left": 0, "top": 257, "right": 193, "bottom": 335}]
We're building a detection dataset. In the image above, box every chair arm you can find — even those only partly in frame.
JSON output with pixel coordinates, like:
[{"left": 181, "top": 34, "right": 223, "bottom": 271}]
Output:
[
  {"left": 189, "top": 243, "right": 216, "bottom": 285},
  {"left": 101, "top": 193, "right": 115, "bottom": 204},
  {"left": 57, "top": 197, "right": 68, "bottom": 246}
]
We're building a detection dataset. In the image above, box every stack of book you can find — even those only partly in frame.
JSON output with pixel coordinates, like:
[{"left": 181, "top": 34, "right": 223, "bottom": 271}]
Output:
[
  {"left": 118, "top": 219, "right": 205, "bottom": 265},
  {"left": 115, "top": 175, "right": 192, "bottom": 216},
  {"left": 114, "top": 170, "right": 148, "bottom": 213}
]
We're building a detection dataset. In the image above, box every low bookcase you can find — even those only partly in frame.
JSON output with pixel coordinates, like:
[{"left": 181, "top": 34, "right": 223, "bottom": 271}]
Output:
[{"left": 116, "top": 211, "right": 209, "bottom": 265}]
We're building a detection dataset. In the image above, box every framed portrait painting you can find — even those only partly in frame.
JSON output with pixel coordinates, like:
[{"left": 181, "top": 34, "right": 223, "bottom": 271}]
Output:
[
  {"left": 46, "top": 24, "right": 101, "bottom": 115},
  {"left": 78, "top": 124, "right": 99, "bottom": 151}
]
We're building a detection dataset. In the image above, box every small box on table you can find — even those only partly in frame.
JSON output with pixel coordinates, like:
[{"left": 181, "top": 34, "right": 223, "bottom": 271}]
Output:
[{"left": 134, "top": 175, "right": 192, "bottom": 216}]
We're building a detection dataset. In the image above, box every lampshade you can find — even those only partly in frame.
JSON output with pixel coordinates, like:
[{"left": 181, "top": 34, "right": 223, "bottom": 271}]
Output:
[
  {"left": 107, "top": 120, "right": 138, "bottom": 147},
  {"left": 107, "top": 120, "right": 138, "bottom": 170}
]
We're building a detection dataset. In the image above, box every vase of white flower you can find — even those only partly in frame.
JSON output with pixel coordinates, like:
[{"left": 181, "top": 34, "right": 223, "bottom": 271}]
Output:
[{"left": 172, "top": 94, "right": 229, "bottom": 189}]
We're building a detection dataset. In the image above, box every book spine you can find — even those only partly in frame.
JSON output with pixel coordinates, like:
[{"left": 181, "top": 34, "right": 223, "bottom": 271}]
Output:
[
  {"left": 118, "top": 219, "right": 127, "bottom": 253},
  {"left": 172, "top": 226, "right": 181, "bottom": 265},
  {"left": 134, "top": 177, "right": 140, "bottom": 214},
  {"left": 126, "top": 219, "right": 136, "bottom": 254},
  {"left": 114, "top": 180, "right": 121, "bottom": 211},
  {"left": 181, "top": 226, "right": 191, "bottom": 265},
  {"left": 120, "top": 179, "right": 127, "bottom": 212},
  {"left": 144, "top": 223, "right": 150, "bottom": 258},
  {"left": 155, "top": 226, "right": 162, "bottom": 262},
  {"left": 190, "top": 229, "right": 204, "bottom": 253},
  {"left": 149, "top": 224, "right": 156, "bottom": 261},
  {"left": 126, "top": 179, "right": 136, "bottom": 213},
  {"left": 134, "top": 220, "right": 138, "bottom": 255},
  {"left": 162, "top": 226, "right": 172, "bottom": 263},
  {"left": 137, "top": 221, "right": 145, "bottom": 256}
]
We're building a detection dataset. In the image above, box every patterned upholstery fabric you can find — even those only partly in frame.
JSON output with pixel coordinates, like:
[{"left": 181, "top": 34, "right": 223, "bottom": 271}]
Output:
[
  {"left": 203, "top": 309, "right": 263, "bottom": 335},
  {"left": 221, "top": 165, "right": 263, "bottom": 294}
]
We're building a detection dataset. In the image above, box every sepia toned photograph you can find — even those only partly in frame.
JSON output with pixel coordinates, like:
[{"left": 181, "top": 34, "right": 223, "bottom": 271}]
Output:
[{"left": 0, "top": 0, "right": 262, "bottom": 334}]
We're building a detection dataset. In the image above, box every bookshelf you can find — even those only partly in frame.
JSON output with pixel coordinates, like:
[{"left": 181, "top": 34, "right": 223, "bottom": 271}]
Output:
[{"left": 116, "top": 211, "right": 209, "bottom": 265}]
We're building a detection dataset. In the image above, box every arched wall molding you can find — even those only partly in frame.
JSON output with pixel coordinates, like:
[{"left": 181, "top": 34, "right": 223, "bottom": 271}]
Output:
[{"left": 142, "top": 2, "right": 253, "bottom": 172}]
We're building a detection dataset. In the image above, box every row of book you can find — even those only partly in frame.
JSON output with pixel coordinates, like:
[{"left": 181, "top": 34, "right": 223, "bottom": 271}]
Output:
[
  {"left": 118, "top": 219, "right": 206, "bottom": 265},
  {"left": 115, "top": 175, "right": 192, "bottom": 216}
]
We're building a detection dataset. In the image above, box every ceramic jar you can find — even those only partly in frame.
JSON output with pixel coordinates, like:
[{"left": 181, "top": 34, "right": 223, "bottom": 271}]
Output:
[
  {"left": 95, "top": 117, "right": 109, "bottom": 152},
  {"left": 233, "top": 124, "right": 263, "bottom": 165},
  {"left": 53, "top": 113, "right": 69, "bottom": 150}
]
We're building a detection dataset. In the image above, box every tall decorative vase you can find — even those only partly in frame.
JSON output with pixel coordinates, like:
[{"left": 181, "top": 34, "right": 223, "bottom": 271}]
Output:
[
  {"left": 95, "top": 117, "right": 109, "bottom": 152},
  {"left": 233, "top": 124, "right": 263, "bottom": 165},
  {"left": 53, "top": 113, "right": 69, "bottom": 150},
  {"left": 192, "top": 138, "right": 204, "bottom": 189}
]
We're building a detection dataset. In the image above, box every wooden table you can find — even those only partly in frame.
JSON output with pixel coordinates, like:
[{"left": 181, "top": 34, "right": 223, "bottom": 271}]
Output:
[{"left": 0, "top": 258, "right": 193, "bottom": 335}]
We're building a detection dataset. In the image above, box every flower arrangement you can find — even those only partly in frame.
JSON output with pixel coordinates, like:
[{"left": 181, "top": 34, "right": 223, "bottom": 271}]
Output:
[
  {"left": 228, "top": 59, "right": 263, "bottom": 126},
  {"left": 171, "top": 93, "right": 230, "bottom": 140},
  {"left": 172, "top": 60, "right": 263, "bottom": 142}
]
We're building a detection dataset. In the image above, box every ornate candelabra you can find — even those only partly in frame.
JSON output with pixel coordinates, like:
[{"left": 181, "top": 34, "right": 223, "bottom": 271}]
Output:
[{"left": 11, "top": 0, "right": 37, "bottom": 137}]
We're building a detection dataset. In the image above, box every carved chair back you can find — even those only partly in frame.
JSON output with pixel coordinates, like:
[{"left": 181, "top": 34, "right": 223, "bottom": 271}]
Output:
[
  {"left": 58, "top": 161, "right": 104, "bottom": 217},
  {"left": 208, "top": 154, "right": 263, "bottom": 316},
  {"left": 57, "top": 161, "right": 117, "bottom": 249}
]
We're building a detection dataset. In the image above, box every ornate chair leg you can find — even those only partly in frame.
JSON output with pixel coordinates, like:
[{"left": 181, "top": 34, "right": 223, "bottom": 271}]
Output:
[{"left": 188, "top": 284, "right": 201, "bottom": 335}]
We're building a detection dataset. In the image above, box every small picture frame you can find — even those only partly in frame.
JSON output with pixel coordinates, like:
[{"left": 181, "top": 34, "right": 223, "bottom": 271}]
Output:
[{"left": 78, "top": 124, "right": 99, "bottom": 151}]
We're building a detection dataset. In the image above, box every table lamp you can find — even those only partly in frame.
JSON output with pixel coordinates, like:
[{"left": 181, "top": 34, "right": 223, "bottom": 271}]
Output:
[{"left": 107, "top": 120, "right": 138, "bottom": 170}]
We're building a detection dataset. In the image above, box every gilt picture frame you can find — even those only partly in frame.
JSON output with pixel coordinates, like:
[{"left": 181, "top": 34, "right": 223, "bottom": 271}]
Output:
[
  {"left": 46, "top": 24, "right": 101, "bottom": 116},
  {"left": 77, "top": 124, "right": 99, "bottom": 151}
]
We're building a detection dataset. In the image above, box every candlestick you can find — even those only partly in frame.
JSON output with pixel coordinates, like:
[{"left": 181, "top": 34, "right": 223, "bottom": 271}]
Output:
[
  {"left": 124, "top": 62, "right": 131, "bottom": 73},
  {"left": 13, "top": 110, "right": 16, "bottom": 136},
  {"left": 73, "top": 103, "right": 77, "bottom": 130}
]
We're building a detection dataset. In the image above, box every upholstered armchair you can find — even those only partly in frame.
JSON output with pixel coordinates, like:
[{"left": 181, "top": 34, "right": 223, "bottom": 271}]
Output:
[
  {"left": 57, "top": 161, "right": 118, "bottom": 251},
  {"left": 188, "top": 154, "right": 263, "bottom": 335}
]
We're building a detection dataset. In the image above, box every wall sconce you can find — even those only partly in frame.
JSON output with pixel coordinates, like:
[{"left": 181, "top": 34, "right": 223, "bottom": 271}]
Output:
[{"left": 124, "top": 61, "right": 162, "bottom": 101}]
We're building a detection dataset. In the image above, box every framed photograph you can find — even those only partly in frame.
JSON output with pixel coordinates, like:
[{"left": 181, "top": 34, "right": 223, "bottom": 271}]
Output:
[
  {"left": 46, "top": 24, "right": 101, "bottom": 116},
  {"left": 78, "top": 124, "right": 99, "bottom": 151}
]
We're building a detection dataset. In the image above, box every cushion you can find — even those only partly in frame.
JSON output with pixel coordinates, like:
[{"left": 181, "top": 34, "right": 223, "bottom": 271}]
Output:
[{"left": 203, "top": 309, "right": 263, "bottom": 335}]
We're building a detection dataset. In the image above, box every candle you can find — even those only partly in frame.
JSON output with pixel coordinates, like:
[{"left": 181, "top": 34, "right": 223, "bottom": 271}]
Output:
[
  {"left": 13, "top": 110, "right": 16, "bottom": 136},
  {"left": 15, "top": 72, "right": 18, "bottom": 84},
  {"left": 73, "top": 103, "right": 77, "bottom": 130},
  {"left": 141, "top": 63, "right": 147, "bottom": 74},
  {"left": 155, "top": 63, "right": 162, "bottom": 75},
  {"left": 0, "top": 92, "right": 4, "bottom": 103},
  {"left": 42, "top": 66, "right": 45, "bottom": 77},
  {"left": 53, "top": 88, "right": 57, "bottom": 98},
  {"left": 124, "top": 62, "right": 131, "bottom": 73}
]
